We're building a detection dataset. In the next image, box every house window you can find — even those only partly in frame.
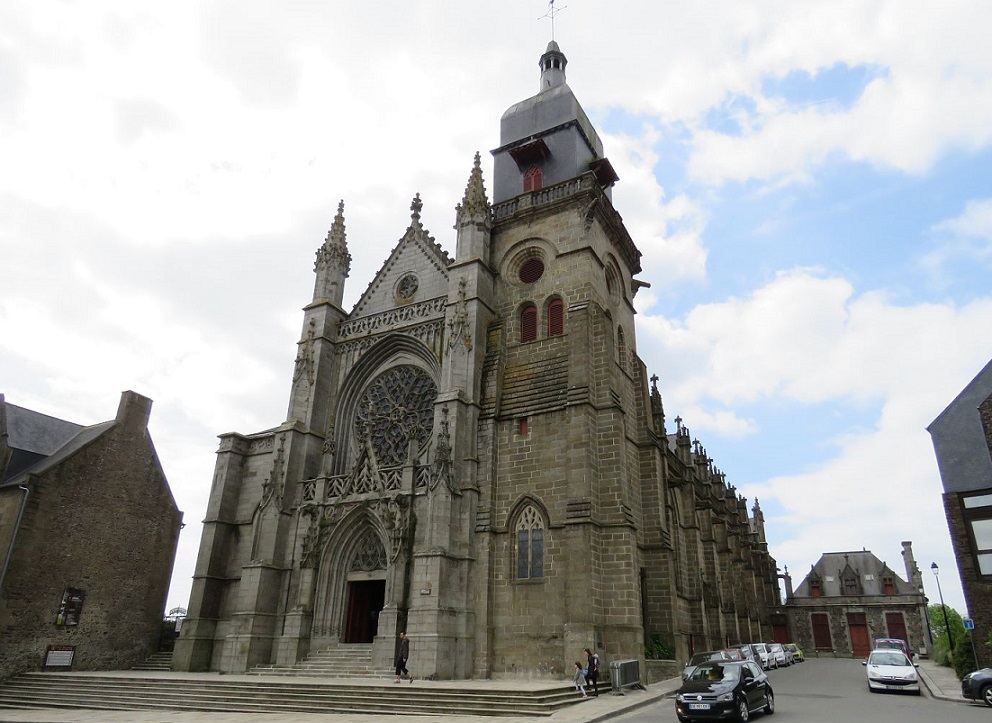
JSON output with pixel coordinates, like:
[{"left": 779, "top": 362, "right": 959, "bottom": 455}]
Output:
[
  {"left": 843, "top": 577, "right": 859, "bottom": 596},
  {"left": 811, "top": 612, "right": 832, "bottom": 650},
  {"left": 617, "top": 326, "right": 627, "bottom": 366},
  {"left": 518, "top": 417, "right": 528, "bottom": 436},
  {"left": 548, "top": 299, "right": 564, "bottom": 336},
  {"left": 516, "top": 505, "right": 545, "bottom": 579},
  {"left": 886, "top": 612, "right": 908, "bottom": 642},
  {"left": 520, "top": 304, "right": 537, "bottom": 342},
  {"left": 810, "top": 580, "right": 822, "bottom": 597},
  {"left": 883, "top": 577, "right": 895, "bottom": 595},
  {"left": 519, "top": 257, "right": 545, "bottom": 284},
  {"left": 962, "top": 490, "right": 992, "bottom": 576},
  {"left": 524, "top": 164, "right": 543, "bottom": 192}
]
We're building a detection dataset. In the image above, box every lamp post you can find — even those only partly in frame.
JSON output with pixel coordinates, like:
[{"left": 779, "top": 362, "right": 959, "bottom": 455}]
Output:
[{"left": 931, "top": 562, "right": 954, "bottom": 652}]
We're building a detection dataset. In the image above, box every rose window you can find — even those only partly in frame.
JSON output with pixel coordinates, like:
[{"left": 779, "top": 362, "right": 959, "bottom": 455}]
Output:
[{"left": 355, "top": 366, "right": 437, "bottom": 467}]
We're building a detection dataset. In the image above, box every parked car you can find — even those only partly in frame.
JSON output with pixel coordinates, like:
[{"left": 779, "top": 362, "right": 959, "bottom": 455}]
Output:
[
  {"left": 675, "top": 660, "right": 775, "bottom": 723},
  {"left": 784, "top": 643, "right": 804, "bottom": 662},
  {"left": 862, "top": 649, "right": 920, "bottom": 695},
  {"left": 748, "top": 642, "right": 776, "bottom": 670},
  {"left": 682, "top": 650, "right": 738, "bottom": 680},
  {"left": 769, "top": 642, "right": 793, "bottom": 666},
  {"left": 962, "top": 668, "right": 992, "bottom": 706},
  {"left": 720, "top": 648, "right": 744, "bottom": 661},
  {"left": 734, "top": 644, "right": 759, "bottom": 664},
  {"left": 873, "top": 637, "right": 912, "bottom": 659}
]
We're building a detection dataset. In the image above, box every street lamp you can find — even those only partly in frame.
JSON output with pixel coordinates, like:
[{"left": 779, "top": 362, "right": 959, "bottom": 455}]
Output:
[{"left": 931, "top": 562, "right": 954, "bottom": 652}]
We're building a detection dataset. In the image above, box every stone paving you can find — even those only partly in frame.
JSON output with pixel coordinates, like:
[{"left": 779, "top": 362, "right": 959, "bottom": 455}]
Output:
[
  {"left": 0, "top": 673, "right": 680, "bottom": 723},
  {"left": 0, "top": 659, "right": 977, "bottom": 722}
]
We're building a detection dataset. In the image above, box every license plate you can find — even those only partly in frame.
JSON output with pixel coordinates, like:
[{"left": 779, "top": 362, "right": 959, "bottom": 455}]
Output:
[{"left": 689, "top": 703, "right": 711, "bottom": 710}]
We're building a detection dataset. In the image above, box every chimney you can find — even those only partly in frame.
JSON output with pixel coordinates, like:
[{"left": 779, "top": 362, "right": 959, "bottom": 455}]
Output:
[{"left": 116, "top": 390, "right": 152, "bottom": 430}]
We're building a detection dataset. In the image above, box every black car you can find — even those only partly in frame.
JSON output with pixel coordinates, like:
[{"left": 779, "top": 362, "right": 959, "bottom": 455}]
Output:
[
  {"left": 675, "top": 660, "right": 775, "bottom": 722},
  {"left": 962, "top": 667, "right": 992, "bottom": 706}
]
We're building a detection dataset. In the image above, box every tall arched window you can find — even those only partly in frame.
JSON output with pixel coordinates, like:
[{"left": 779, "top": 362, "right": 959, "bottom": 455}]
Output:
[
  {"left": 524, "top": 164, "right": 543, "bottom": 192},
  {"left": 547, "top": 299, "right": 564, "bottom": 336},
  {"left": 617, "top": 326, "right": 627, "bottom": 366},
  {"left": 520, "top": 304, "right": 537, "bottom": 343},
  {"left": 516, "top": 505, "right": 545, "bottom": 579}
]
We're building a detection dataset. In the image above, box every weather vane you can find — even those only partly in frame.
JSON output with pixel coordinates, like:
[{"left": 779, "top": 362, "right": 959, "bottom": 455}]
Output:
[{"left": 539, "top": 0, "right": 567, "bottom": 41}]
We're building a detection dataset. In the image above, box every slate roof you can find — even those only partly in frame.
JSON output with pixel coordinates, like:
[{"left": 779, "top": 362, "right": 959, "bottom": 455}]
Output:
[
  {"left": 793, "top": 550, "right": 916, "bottom": 597},
  {"left": 928, "top": 357, "right": 992, "bottom": 495},
  {"left": 1, "top": 402, "right": 113, "bottom": 485}
]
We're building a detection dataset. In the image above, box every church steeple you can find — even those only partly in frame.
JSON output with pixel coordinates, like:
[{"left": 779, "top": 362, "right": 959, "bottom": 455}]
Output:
[
  {"left": 539, "top": 41, "right": 567, "bottom": 90},
  {"left": 313, "top": 200, "right": 350, "bottom": 307},
  {"left": 491, "top": 42, "right": 613, "bottom": 205}
]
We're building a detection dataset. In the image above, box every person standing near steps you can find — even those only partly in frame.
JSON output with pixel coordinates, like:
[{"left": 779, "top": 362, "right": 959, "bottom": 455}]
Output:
[
  {"left": 583, "top": 647, "right": 600, "bottom": 696},
  {"left": 395, "top": 631, "right": 412, "bottom": 683}
]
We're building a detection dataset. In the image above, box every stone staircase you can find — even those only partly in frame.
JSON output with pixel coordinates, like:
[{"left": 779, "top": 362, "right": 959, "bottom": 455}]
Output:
[
  {"left": 131, "top": 651, "right": 174, "bottom": 671},
  {"left": 249, "top": 642, "right": 381, "bottom": 678},
  {"left": 0, "top": 672, "right": 585, "bottom": 716}
]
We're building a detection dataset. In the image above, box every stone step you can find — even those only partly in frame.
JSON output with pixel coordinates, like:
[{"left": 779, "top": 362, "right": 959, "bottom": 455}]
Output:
[
  {"left": 0, "top": 673, "right": 585, "bottom": 717},
  {"left": 132, "top": 651, "right": 174, "bottom": 671}
]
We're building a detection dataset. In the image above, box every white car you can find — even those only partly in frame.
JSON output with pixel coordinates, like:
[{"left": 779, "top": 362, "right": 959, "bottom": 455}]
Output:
[
  {"left": 748, "top": 642, "right": 776, "bottom": 670},
  {"left": 862, "top": 649, "right": 921, "bottom": 694},
  {"left": 769, "top": 642, "right": 793, "bottom": 666}
]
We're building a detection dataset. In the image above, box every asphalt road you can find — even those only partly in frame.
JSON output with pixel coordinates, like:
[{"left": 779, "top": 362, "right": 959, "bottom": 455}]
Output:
[{"left": 615, "top": 657, "right": 992, "bottom": 723}]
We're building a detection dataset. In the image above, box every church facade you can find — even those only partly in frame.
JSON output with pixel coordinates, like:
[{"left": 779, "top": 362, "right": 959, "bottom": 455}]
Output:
[{"left": 175, "top": 43, "right": 779, "bottom": 679}]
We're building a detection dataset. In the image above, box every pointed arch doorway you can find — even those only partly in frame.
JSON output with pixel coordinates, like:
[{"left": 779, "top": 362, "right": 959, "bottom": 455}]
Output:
[{"left": 340, "top": 526, "right": 389, "bottom": 644}]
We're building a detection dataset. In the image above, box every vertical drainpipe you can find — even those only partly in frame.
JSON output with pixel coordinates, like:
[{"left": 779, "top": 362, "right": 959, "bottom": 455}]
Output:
[{"left": 0, "top": 483, "right": 31, "bottom": 595}]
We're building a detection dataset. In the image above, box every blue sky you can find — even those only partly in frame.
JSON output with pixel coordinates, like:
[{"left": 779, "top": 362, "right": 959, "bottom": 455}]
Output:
[{"left": 3, "top": 1, "right": 992, "bottom": 617}]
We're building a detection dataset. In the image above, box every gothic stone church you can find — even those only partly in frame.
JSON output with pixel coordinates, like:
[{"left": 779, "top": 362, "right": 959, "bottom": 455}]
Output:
[{"left": 175, "top": 43, "right": 779, "bottom": 679}]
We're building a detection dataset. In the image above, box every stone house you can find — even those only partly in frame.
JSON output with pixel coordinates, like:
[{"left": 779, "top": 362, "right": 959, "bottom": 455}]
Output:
[
  {"left": 175, "top": 41, "right": 779, "bottom": 679},
  {"left": 929, "top": 357, "right": 992, "bottom": 667},
  {"left": 783, "top": 543, "right": 929, "bottom": 658},
  {"left": 0, "top": 391, "right": 183, "bottom": 679}
]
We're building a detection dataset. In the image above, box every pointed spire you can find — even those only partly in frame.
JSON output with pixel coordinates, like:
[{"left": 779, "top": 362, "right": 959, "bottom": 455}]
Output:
[
  {"left": 315, "top": 200, "right": 351, "bottom": 273},
  {"left": 313, "top": 200, "right": 351, "bottom": 305},
  {"left": 455, "top": 152, "right": 491, "bottom": 225}
]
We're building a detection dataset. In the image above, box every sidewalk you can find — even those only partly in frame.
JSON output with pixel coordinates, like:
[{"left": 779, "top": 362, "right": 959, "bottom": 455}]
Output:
[
  {"left": 916, "top": 658, "right": 966, "bottom": 703},
  {"left": 0, "top": 675, "right": 683, "bottom": 723}
]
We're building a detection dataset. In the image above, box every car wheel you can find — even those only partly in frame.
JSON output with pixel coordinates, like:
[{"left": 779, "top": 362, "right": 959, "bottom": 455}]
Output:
[
  {"left": 764, "top": 689, "right": 775, "bottom": 715},
  {"left": 981, "top": 684, "right": 992, "bottom": 707},
  {"left": 736, "top": 696, "right": 750, "bottom": 722}
]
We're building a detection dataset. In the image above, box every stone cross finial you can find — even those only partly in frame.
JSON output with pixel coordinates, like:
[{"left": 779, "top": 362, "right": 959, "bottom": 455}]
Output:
[{"left": 411, "top": 193, "right": 423, "bottom": 222}]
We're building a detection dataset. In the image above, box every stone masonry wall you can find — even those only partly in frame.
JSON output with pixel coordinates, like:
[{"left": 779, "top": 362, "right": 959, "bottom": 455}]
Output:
[{"left": 0, "top": 421, "right": 181, "bottom": 679}]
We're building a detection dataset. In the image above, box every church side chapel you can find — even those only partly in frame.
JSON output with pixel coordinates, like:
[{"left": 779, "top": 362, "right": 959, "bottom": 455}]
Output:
[{"left": 175, "top": 41, "right": 780, "bottom": 679}]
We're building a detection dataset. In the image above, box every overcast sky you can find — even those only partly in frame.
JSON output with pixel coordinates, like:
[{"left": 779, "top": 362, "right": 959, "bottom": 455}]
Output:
[{"left": 4, "top": 1, "right": 991, "bottom": 618}]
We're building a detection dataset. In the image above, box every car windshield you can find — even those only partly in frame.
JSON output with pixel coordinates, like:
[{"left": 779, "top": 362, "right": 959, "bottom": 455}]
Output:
[
  {"left": 690, "top": 664, "right": 740, "bottom": 683},
  {"left": 785, "top": 645, "right": 796, "bottom": 652},
  {"left": 869, "top": 651, "right": 909, "bottom": 667},
  {"left": 688, "top": 652, "right": 721, "bottom": 665}
]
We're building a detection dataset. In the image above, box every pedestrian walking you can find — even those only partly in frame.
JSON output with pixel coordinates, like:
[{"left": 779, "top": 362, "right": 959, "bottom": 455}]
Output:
[
  {"left": 583, "top": 647, "right": 600, "bottom": 696},
  {"left": 395, "top": 631, "right": 413, "bottom": 683},
  {"left": 573, "top": 661, "right": 588, "bottom": 697}
]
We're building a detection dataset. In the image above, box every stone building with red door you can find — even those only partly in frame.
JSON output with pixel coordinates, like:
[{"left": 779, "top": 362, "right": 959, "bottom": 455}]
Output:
[{"left": 782, "top": 543, "right": 929, "bottom": 658}]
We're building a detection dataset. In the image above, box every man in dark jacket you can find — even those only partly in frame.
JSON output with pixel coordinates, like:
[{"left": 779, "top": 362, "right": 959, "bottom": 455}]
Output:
[
  {"left": 584, "top": 647, "right": 601, "bottom": 696},
  {"left": 395, "top": 631, "right": 412, "bottom": 683}
]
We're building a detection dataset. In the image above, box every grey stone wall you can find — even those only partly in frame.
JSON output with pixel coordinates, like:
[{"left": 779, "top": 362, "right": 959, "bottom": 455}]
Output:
[{"left": 0, "top": 408, "right": 182, "bottom": 679}]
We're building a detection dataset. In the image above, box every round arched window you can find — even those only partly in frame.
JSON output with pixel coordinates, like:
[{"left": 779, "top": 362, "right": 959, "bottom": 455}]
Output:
[{"left": 519, "top": 258, "right": 545, "bottom": 284}]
